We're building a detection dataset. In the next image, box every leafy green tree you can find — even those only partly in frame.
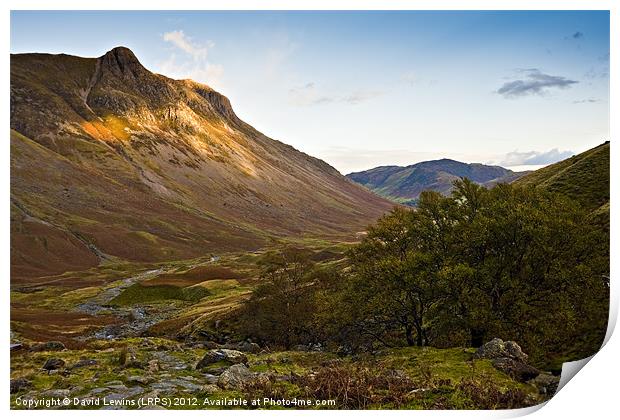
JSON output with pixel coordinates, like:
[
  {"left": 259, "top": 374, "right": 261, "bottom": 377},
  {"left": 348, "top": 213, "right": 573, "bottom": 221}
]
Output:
[
  {"left": 340, "top": 178, "right": 608, "bottom": 367},
  {"left": 239, "top": 247, "right": 318, "bottom": 349}
]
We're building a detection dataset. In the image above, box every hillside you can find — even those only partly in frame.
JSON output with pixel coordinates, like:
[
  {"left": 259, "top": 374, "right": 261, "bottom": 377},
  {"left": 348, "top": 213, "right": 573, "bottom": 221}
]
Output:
[
  {"left": 10, "top": 47, "right": 393, "bottom": 282},
  {"left": 347, "top": 159, "right": 526, "bottom": 205},
  {"left": 514, "top": 142, "right": 609, "bottom": 212}
]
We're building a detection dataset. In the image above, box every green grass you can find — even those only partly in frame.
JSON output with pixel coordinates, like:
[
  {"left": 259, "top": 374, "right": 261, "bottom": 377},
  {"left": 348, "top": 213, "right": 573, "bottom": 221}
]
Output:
[
  {"left": 110, "top": 283, "right": 211, "bottom": 306},
  {"left": 515, "top": 142, "right": 609, "bottom": 211},
  {"left": 10, "top": 338, "right": 545, "bottom": 410}
]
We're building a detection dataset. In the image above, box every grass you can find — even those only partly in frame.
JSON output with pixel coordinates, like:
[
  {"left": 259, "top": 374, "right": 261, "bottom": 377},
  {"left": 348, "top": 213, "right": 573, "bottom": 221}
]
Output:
[
  {"left": 10, "top": 341, "right": 544, "bottom": 410},
  {"left": 515, "top": 142, "right": 609, "bottom": 211},
  {"left": 109, "top": 283, "right": 211, "bottom": 306}
]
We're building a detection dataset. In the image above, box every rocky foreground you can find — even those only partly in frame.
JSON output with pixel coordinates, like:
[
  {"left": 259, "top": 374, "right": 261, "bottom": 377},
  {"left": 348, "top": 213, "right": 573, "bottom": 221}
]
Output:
[{"left": 10, "top": 337, "right": 559, "bottom": 410}]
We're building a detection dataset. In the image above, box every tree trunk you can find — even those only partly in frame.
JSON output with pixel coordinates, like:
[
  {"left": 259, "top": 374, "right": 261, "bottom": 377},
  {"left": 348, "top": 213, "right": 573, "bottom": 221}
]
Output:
[
  {"left": 405, "top": 325, "right": 415, "bottom": 346},
  {"left": 415, "top": 325, "right": 424, "bottom": 346},
  {"left": 470, "top": 327, "right": 486, "bottom": 348}
]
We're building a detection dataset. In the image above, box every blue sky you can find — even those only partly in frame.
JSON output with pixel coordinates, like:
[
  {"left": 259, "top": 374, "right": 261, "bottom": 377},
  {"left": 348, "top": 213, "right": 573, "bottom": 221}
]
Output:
[{"left": 11, "top": 11, "right": 610, "bottom": 173}]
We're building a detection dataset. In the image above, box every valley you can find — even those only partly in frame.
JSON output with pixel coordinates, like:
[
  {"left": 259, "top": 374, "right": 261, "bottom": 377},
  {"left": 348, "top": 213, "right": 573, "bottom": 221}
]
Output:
[
  {"left": 10, "top": 46, "right": 609, "bottom": 411},
  {"left": 10, "top": 241, "right": 557, "bottom": 410}
]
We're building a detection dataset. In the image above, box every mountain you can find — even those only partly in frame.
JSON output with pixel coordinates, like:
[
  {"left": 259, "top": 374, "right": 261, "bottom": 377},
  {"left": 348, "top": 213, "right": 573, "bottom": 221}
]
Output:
[
  {"left": 514, "top": 142, "right": 609, "bottom": 226},
  {"left": 10, "top": 47, "right": 393, "bottom": 282},
  {"left": 346, "top": 159, "right": 527, "bottom": 205}
]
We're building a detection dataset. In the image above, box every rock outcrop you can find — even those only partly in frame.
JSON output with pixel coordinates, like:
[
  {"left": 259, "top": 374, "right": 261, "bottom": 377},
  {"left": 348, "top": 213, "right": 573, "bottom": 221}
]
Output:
[
  {"left": 474, "top": 338, "right": 559, "bottom": 392},
  {"left": 473, "top": 338, "right": 528, "bottom": 363},
  {"left": 196, "top": 349, "right": 248, "bottom": 370}
]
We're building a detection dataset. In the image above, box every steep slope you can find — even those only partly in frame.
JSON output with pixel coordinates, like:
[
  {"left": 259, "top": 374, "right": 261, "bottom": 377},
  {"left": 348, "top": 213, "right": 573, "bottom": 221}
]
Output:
[
  {"left": 514, "top": 142, "right": 609, "bottom": 210},
  {"left": 347, "top": 159, "right": 526, "bottom": 205},
  {"left": 10, "top": 47, "right": 392, "bottom": 282},
  {"left": 514, "top": 142, "right": 609, "bottom": 227}
]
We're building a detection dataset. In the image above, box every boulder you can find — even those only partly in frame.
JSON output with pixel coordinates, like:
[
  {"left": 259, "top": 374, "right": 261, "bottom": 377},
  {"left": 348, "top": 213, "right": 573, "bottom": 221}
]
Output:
[
  {"left": 31, "top": 341, "right": 66, "bottom": 352},
  {"left": 196, "top": 349, "right": 247, "bottom": 370},
  {"left": 41, "top": 389, "right": 71, "bottom": 398},
  {"left": 201, "top": 384, "right": 220, "bottom": 394},
  {"left": 126, "top": 375, "right": 151, "bottom": 385},
  {"left": 217, "top": 364, "right": 255, "bottom": 390},
  {"left": 492, "top": 357, "right": 540, "bottom": 382},
  {"left": 42, "top": 358, "right": 66, "bottom": 372},
  {"left": 235, "top": 341, "right": 261, "bottom": 354},
  {"left": 72, "top": 358, "right": 98, "bottom": 369},
  {"left": 528, "top": 373, "right": 560, "bottom": 395},
  {"left": 474, "top": 338, "right": 528, "bottom": 363},
  {"left": 204, "top": 373, "right": 220, "bottom": 385},
  {"left": 10, "top": 378, "right": 31, "bottom": 394},
  {"left": 205, "top": 366, "right": 228, "bottom": 375}
]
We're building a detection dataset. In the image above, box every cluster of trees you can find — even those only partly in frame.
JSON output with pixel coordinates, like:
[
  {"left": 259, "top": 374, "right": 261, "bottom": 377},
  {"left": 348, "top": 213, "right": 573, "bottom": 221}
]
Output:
[{"left": 239, "top": 180, "right": 609, "bottom": 367}]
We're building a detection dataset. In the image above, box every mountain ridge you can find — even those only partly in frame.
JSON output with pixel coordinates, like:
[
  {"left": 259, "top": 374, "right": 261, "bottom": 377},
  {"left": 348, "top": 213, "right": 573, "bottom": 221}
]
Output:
[
  {"left": 10, "top": 46, "right": 393, "bottom": 282},
  {"left": 346, "top": 158, "right": 527, "bottom": 205}
]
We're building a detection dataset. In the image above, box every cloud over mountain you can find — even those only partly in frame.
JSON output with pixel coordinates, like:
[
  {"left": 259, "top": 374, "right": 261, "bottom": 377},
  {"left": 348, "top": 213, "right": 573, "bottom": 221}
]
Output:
[{"left": 499, "top": 148, "right": 574, "bottom": 166}]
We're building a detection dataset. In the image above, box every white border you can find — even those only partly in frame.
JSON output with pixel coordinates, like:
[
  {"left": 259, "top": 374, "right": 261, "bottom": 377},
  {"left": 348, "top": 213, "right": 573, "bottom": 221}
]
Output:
[{"left": 3, "top": 1, "right": 617, "bottom": 419}]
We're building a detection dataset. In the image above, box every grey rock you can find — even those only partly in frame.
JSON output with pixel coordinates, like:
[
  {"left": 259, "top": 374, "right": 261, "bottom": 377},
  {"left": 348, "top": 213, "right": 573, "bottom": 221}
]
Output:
[
  {"left": 104, "top": 380, "right": 124, "bottom": 386},
  {"left": 206, "top": 366, "right": 227, "bottom": 375},
  {"left": 196, "top": 349, "right": 248, "bottom": 369},
  {"left": 41, "top": 389, "right": 71, "bottom": 398},
  {"left": 528, "top": 373, "right": 560, "bottom": 395},
  {"left": 10, "top": 378, "right": 31, "bottom": 394},
  {"left": 42, "top": 358, "right": 66, "bottom": 372},
  {"left": 32, "top": 341, "right": 66, "bottom": 352},
  {"left": 126, "top": 375, "right": 151, "bottom": 385},
  {"left": 170, "top": 378, "right": 202, "bottom": 392},
  {"left": 204, "top": 373, "right": 219, "bottom": 384},
  {"left": 106, "top": 386, "right": 143, "bottom": 401},
  {"left": 201, "top": 384, "right": 220, "bottom": 394},
  {"left": 474, "top": 338, "right": 528, "bottom": 363},
  {"left": 235, "top": 341, "right": 261, "bottom": 354},
  {"left": 72, "top": 358, "right": 98, "bottom": 369},
  {"left": 217, "top": 364, "right": 255, "bottom": 390},
  {"left": 492, "top": 357, "right": 540, "bottom": 382}
]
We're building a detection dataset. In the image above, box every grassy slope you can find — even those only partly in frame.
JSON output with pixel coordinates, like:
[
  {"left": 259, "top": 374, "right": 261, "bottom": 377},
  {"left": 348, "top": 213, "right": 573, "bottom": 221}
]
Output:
[
  {"left": 514, "top": 142, "right": 609, "bottom": 211},
  {"left": 11, "top": 49, "right": 394, "bottom": 282}
]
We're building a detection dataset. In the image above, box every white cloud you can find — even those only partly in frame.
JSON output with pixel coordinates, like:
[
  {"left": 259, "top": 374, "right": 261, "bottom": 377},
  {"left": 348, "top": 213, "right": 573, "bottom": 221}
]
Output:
[
  {"left": 497, "top": 148, "right": 574, "bottom": 166},
  {"left": 288, "top": 83, "right": 382, "bottom": 106},
  {"left": 159, "top": 30, "right": 223, "bottom": 89},
  {"left": 401, "top": 71, "right": 417, "bottom": 86},
  {"left": 163, "top": 30, "right": 213, "bottom": 61}
]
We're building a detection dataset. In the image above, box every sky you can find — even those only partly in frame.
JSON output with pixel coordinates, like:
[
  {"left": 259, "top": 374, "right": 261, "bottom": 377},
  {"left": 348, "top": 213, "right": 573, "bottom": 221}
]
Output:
[{"left": 10, "top": 11, "right": 610, "bottom": 174}]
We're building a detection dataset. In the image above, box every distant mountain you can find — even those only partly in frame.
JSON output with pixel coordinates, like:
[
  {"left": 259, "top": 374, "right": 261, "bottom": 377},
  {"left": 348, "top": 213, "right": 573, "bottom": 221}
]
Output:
[
  {"left": 10, "top": 47, "right": 393, "bottom": 282},
  {"left": 514, "top": 142, "right": 609, "bottom": 227},
  {"left": 346, "top": 159, "right": 527, "bottom": 205}
]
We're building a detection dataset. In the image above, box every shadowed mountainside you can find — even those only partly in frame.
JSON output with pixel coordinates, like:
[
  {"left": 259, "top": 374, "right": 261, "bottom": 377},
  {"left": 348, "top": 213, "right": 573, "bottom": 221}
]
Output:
[
  {"left": 10, "top": 47, "right": 393, "bottom": 282},
  {"left": 347, "top": 159, "right": 527, "bottom": 205}
]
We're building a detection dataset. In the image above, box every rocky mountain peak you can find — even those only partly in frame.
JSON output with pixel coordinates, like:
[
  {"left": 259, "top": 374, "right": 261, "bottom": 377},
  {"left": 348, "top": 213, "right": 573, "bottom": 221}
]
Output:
[{"left": 99, "top": 46, "right": 147, "bottom": 80}]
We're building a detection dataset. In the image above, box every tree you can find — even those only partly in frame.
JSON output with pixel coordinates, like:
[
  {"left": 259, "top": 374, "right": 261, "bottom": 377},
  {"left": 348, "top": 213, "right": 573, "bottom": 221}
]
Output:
[
  {"left": 340, "top": 179, "right": 609, "bottom": 367},
  {"left": 239, "top": 247, "right": 318, "bottom": 349}
]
